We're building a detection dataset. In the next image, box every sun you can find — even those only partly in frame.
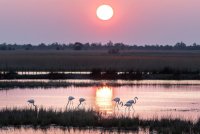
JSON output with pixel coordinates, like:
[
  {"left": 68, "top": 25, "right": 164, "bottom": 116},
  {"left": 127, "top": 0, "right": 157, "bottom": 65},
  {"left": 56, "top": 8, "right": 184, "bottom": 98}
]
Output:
[{"left": 96, "top": 5, "right": 114, "bottom": 21}]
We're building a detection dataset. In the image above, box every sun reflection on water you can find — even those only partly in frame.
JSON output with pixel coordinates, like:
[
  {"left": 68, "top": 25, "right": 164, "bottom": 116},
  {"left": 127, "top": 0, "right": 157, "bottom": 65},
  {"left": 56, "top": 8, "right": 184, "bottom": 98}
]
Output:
[{"left": 95, "top": 86, "right": 113, "bottom": 114}]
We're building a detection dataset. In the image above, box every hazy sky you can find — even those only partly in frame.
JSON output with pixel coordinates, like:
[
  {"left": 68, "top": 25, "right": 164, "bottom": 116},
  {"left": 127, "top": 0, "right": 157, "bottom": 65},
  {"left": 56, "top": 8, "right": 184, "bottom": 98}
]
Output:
[{"left": 0, "top": 0, "right": 200, "bottom": 45}]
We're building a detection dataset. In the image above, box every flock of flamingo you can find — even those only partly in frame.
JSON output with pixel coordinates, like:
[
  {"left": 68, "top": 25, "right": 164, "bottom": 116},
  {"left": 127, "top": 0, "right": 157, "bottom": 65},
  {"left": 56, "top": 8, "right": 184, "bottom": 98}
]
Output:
[
  {"left": 27, "top": 96, "right": 138, "bottom": 111},
  {"left": 112, "top": 97, "right": 138, "bottom": 111}
]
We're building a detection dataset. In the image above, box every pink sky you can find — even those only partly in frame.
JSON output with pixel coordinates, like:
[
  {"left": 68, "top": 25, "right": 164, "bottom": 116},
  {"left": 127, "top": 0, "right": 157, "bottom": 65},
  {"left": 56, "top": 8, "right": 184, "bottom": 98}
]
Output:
[{"left": 0, "top": 0, "right": 200, "bottom": 45}]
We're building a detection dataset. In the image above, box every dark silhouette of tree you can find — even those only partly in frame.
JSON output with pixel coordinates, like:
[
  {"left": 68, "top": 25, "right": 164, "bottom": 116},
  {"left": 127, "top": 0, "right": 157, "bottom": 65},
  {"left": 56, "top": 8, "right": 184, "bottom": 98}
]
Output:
[
  {"left": 106, "top": 41, "right": 114, "bottom": 48},
  {"left": 73, "top": 42, "right": 83, "bottom": 50},
  {"left": 0, "top": 41, "right": 200, "bottom": 51},
  {"left": 0, "top": 43, "right": 7, "bottom": 50},
  {"left": 174, "top": 42, "right": 186, "bottom": 50},
  {"left": 38, "top": 43, "right": 46, "bottom": 50},
  {"left": 108, "top": 48, "right": 120, "bottom": 54},
  {"left": 25, "top": 44, "right": 32, "bottom": 50}
]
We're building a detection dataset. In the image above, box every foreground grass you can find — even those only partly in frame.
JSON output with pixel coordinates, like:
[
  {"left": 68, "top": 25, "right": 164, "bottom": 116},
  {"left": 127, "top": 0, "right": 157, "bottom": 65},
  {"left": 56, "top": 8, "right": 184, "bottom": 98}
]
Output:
[{"left": 0, "top": 108, "right": 199, "bottom": 133}]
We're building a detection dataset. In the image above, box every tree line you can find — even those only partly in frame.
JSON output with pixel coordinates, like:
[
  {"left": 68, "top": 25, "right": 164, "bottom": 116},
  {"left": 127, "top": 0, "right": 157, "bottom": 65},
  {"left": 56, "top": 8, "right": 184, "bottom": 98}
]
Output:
[{"left": 0, "top": 41, "right": 200, "bottom": 51}]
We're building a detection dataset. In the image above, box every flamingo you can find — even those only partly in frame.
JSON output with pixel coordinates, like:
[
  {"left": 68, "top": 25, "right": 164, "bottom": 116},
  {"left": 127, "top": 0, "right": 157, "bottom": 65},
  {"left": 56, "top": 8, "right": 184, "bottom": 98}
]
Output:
[
  {"left": 66, "top": 96, "right": 75, "bottom": 108},
  {"left": 27, "top": 99, "right": 38, "bottom": 117},
  {"left": 125, "top": 97, "right": 138, "bottom": 111},
  {"left": 124, "top": 102, "right": 133, "bottom": 111},
  {"left": 27, "top": 99, "right": 37, "bottom": 109},
  {"left": 126, "top": 97, "right": 138, "bottom": 104},
  {"left": 112, "top": 97, "right": 123, "bottom": 110},
  {"left": 77, "top": 98, "right": 86, "bottom": 108},
  {"left": 27, "top": 99, "right": 35, "bottom": 105}
]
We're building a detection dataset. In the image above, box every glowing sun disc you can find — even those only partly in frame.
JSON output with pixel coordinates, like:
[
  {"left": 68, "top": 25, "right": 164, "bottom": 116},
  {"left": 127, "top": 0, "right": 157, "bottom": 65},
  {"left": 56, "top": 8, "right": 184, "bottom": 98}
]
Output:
[{"left": 96, "top": 5, "right": 114, "bottom": 21}]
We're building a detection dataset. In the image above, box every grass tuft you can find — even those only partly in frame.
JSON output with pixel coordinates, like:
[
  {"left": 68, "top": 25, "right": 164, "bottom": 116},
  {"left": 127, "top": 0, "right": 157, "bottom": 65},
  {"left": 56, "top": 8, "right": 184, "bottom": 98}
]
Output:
[{"left": 0, "top": 108, "right": 199, "bottom": 133}]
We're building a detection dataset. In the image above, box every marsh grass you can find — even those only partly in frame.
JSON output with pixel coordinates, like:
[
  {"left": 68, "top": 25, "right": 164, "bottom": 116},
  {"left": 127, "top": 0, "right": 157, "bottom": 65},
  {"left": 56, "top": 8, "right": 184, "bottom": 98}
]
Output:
[
  {"left": 0, "top": 108, "right": 199, "bottom": 133},
  {"left": 0, "top": 81, "right": 103, "bottom": 89},
  {"left": 1, "top": 80, "right": 200, "bottom": 90},
  {"left": 0, "top": 50, "right": 200, "bottom": 72},
  {"left": 0, "top": 108, "right": 99, "bottom": 127}
]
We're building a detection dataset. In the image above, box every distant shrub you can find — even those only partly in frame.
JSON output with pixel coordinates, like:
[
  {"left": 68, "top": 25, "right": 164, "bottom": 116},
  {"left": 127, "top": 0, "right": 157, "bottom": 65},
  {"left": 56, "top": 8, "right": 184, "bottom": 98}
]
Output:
[{"left": 108, "top": 48, "right": 119, "bottom": 54}]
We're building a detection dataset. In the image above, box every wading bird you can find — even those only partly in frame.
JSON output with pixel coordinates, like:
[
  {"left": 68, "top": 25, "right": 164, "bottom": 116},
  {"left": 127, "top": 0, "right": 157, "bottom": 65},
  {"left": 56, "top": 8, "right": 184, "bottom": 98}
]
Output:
[
  {"left": 125, "top": 97, "right": 138, "bottom": 111},
  {"left": 126, "top": 97, "right": 138, "bottom": 104},
  {"left": 112, "top": 97, "right": 123, "bottom": 110},
  {"left": 77, "top": 98, "right": 86, "bottom": 108},
  {"left": 27, "top": 99, "right": 37, "bottom": 111},
  {"left": 66, "top": 96, "right": 75, "bottom": 108},
  {"left": 124, "top": 102, "right": 133, "bottom": 111}
]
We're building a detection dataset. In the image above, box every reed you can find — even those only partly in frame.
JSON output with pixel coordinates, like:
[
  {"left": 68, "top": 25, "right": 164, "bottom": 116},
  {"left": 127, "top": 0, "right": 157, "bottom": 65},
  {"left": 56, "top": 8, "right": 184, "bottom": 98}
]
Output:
[
  {"left": 0, "top": 50, "right": 200, "bottom": 72},
  {"left": 1, "top": 80, "right": 200, "bottom": 90},
  {"left": 0, "top": 108, "right": 199, "bottom": 133},
  {"left": 0, "top": 81, "right": 100, "bottom": 89}
]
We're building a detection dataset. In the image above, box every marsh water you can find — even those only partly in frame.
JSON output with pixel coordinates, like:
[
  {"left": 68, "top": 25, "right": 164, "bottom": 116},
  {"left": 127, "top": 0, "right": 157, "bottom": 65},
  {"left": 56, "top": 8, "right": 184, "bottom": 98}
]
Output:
[{"left": 0, "top": 80, "right": 200, "bottom": 122}]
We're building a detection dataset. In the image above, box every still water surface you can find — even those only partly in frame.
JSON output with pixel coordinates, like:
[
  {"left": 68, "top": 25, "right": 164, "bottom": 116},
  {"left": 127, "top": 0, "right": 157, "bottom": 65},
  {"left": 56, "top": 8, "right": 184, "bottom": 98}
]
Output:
[{"left": 0, "top": 80, "right": 200, "bottom": 121}]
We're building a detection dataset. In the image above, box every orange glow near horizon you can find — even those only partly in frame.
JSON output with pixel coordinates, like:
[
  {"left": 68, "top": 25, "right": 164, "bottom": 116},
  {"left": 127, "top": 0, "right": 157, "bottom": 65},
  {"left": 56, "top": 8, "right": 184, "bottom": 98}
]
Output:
[
  {"left": 0, "top": 1, "right": 199, "bottom": 44},
  {"left": 95, "top": 86, "right": 113, "bottom": 113}
]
